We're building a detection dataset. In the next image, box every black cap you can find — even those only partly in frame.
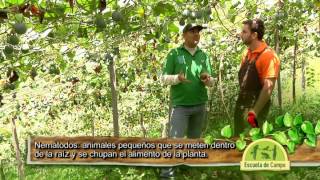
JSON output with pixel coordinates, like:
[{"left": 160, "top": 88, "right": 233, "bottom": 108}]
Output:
[{"left": 183, "top": 24, "right": 206, "bottom": 33}]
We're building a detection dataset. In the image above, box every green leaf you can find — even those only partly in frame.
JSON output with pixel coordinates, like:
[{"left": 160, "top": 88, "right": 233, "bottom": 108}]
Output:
[
  {"left": 136, "top": 7, "right": 145, "bottom": 17},
  {"left": 230, "top": 15, "right": 236, "bottom": 23},
  {"left": 252, "top": 134, "right": 263, "bottom": 141},
  {"left": 53, "top": 5, "right": 66, "bottom": 16},
  {"left": 15, "top": 14, "right": 24, "bottom": 23},
  {"left": 262, "top": 121, "right": 273, "bottom": 135},
  {"left": 273, "top": 131, "right": 288, "bottom": 145},
  {"left": 287, "top": 141, "right": 296, "bottom": 154},
  {"left": 275, "top": 115, "right": 284, "bottom": 127},
  {"left": 304, "top": 139, "right": 316, "bottom": 148},
  {"left": 262, "top": 121, "right": 268, "bottom": 135},
  {"left": 301, "top": 121, "right": 315, "bottom": 135},
  {"left": 283, "top": 112, "right": 293, "bottom": 127},
  {"left": 204, "top": 135, "right": 214, "bottom": 144},
  {"left": 0, "top": 128, "right": 11, "bottom": 138},
  {"left": 315, "top": 120, "right": 320, "bottom": 135},
  {"left": 76, "top": 0, "right": 96, "bottom": 12},
  {"left": 221, "top": 125, "right": 232, "bottom": 139},
  {"left": 307, "top": 134, "right": 316, "bottom": 144},
  {"left": 288, "top": 129, "right": 299, "bottom": 143},
  {"left": 239, "top": 133, "right": 245, "bottom": 141},
  {"left": 167, "top": 23, "right": 179, "bottom": 33},
  {"left": 293, "top": 113, "right": 303, "bottom": 126},
  {"left": 130, "top": 24, "right": 142, "bottom": 32},
  {"left": 236, "top": 139, "right": 246, "bottom": 151},
  {"left": 249, "top": 128, "right": 260, "bottom": 137},
  {"left": 153, "top": 2, "right": 175, "bottom": 16},
  {"left": 144, "top": 32, "right": 154, "bottom": 41},
  {"left": 295, "top": 130, "right": 305, "bottom": 145},
  {"left": 227, "top": 8, "right": 236, "bottom": 20}
]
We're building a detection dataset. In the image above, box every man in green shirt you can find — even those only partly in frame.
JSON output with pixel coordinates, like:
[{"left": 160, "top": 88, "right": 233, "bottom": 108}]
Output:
[{"left": 160, "top": 24, "right": 214, "bottom": 179}]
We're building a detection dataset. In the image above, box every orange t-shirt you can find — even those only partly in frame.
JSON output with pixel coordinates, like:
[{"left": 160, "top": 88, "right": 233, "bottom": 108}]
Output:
[{"left": 241, "top": 41, "right": 280, "bottom": 85}]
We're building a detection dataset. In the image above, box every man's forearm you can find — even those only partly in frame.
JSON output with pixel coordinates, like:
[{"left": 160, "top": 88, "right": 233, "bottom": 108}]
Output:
[
  {"left": 253, "top": 87, "right": 272, "bottom": 115},
  {"left": 161, "top": 75, "right": 180, "bottom": 85},
  {"left": 253, "top": 79, "right": 276, "bottom": 116}
]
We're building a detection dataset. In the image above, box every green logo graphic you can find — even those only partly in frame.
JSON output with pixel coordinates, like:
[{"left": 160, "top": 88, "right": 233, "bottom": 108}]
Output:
[{"left": 241, "top": 138, "right": 290, "bottom": 171}]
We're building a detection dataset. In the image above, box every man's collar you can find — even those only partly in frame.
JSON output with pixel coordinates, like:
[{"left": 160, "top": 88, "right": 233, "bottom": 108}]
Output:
[
  {"left": 180, "top": 44, "right": 201, "bottom": 52},
  {"left": 248, "top": 41, "right": 267, "bottom": 54}
]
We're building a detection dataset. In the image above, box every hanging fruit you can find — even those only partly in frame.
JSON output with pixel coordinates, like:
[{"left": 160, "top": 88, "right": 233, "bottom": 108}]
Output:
[
  {"left": 4, "top": 45, "right": 14, "bottom": 55},
  {"left": 30, "top": 5, "right": 40, "bottom": 15},
  {"left": 94, "top": 64, "right": 102, "bottom": 73},
  {"left": 153, "top": 75, "right": 157, "bottom": 81},
  {"left": 0, "top": 9, "right": 8, "bottom": 20},
  {"left": 13, "top": 23, "right": 27, "bottom": 34},
  {"left": 7, "top": 70, "right": 19, "bottom": 83},
  {"left": 18, "top": 3, "right": 30, "bottom": 16},
  {"left": 99, "top": 0, "right": 107, "bottom": 13},
  {"left": 112, "top": 11, "right": 123, "bottom": 22},
  {"left": 7, "top": 35, "right": 19, "bottom": 45},
  {"left": 95, "top": 15, "right": 106, "bottom": 29},
  {"left": 68, "top": 0, "right": 75, "bottom": 11},
  {"left": 39, "top": 10, "right": 45, "bottom": 23},
  {"left": 30, "top": 68, "right": 37, "bottom": 80}
]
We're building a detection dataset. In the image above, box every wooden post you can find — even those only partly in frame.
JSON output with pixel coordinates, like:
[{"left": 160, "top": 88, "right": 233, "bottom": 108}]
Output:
[
  {"left": 140, "top": 114, "right": 147, "bottom": 138},
  {"left": 292, "top": 37, "right": 298, "bottom": 103},
  {"left": 301, "top": 56, "right": 306, "bottom": 94},
  {"left": 162, "top": 98, "right": 172, "bottom": 138},
  {"left": 275, "top": 2, "right": 283, "bottom": 112},
  {"left": 11, "top": 116, "right": 24, "bottom": 180},
  {"left": 107, "top": 56, "right": 120, "bottom": 137}
]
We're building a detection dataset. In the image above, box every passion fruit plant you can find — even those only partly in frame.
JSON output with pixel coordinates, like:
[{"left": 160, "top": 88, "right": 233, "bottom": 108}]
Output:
[
  {"left": 0, "top": 0, "right": 319, "bottom": 179},
  {"left": 205, "top": 113, "right": 320, "bottom": 154}
]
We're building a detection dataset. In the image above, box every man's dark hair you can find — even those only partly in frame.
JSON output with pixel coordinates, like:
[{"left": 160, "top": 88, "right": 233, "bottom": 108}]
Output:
[{"left": 242, "top": 19, "right": 265, "bottom": 40}]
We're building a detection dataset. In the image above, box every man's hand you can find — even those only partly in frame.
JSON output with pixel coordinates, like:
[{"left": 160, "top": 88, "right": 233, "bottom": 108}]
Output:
[
  {"left": 200, "top": 72, "right": 211, "bottom": 84},
  {"left": 178, "top": 71, "right": 191, "bottom": 83},
  {"left": 247, "top": 111, "right": 258, "bottom": 128}
]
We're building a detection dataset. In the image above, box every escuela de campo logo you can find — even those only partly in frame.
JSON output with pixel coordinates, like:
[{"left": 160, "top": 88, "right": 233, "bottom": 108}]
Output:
[{"left": 240, "top": 138, "right": 290, "bottom": 171}]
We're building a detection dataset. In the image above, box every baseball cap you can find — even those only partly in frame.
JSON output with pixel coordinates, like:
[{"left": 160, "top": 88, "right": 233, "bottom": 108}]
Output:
[{"left": 182, "top": 23, "right": 207, "bottom": 33}]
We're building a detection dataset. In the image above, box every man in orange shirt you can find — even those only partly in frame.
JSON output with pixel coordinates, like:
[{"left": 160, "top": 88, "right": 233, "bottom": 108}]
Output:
[{"left": 234, "top": 19, "right": 280, "bottom": 136}]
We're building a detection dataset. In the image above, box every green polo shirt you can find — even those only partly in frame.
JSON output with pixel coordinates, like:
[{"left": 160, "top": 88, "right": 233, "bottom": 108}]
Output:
[{"left": 162, "top": 44, "right": 213, "bottom": 106}]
